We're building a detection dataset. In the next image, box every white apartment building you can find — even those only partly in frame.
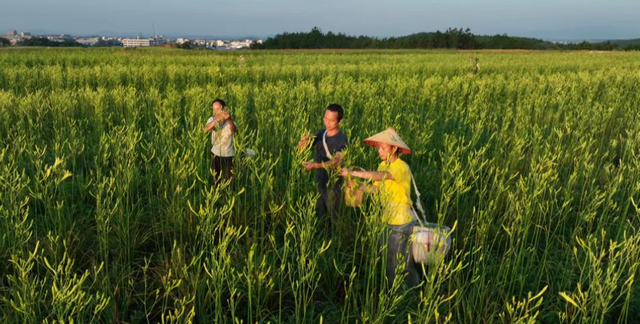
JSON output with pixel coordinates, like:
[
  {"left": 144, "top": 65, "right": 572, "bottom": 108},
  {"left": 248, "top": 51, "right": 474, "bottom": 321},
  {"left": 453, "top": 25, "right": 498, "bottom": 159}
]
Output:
[
  {"left": 122, "top": 37, "right": 164, "bottom": 47},
  {"left": 76, "top": 37, "right": 101, "bottom": 46},
  {"left": 229, "top": 39, "right": 253, "bottom": 49}
]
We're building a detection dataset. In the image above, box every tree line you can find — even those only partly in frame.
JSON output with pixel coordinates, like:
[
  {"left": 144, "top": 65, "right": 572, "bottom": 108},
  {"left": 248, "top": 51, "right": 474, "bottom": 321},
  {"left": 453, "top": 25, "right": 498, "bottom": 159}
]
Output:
[{"left": 251, "top": 27, "right": 639, "bottom": 51}]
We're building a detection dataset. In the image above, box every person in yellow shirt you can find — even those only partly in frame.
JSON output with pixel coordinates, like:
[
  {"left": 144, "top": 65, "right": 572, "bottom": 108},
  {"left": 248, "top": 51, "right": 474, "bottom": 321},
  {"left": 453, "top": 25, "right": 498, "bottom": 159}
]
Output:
[{"left": 340, "top": 127, "right": 420, "bottom": 288}]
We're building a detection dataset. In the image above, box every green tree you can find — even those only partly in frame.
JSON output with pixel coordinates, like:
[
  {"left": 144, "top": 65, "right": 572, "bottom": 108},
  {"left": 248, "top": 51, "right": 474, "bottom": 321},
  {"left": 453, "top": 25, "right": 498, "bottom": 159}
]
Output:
[
  {"left": 19, "top": 37, "right": 84, "bottom": 47},
  {"left": 94, "top": 39, "right": 123, "bottom": 47}
]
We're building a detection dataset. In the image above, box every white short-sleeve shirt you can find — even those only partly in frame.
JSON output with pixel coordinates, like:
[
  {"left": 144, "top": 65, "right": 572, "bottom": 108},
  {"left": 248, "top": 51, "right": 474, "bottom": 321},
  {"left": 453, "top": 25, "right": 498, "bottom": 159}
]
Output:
[{"left": 207, "top": 116, "right": 236, "bottom": 157}]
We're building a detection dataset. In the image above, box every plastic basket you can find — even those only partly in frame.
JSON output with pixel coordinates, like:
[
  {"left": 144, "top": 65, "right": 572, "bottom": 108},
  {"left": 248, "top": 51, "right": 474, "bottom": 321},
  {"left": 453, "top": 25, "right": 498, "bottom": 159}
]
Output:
[{"left": 411, "top": 222, "right": 452, "bottom": 265}]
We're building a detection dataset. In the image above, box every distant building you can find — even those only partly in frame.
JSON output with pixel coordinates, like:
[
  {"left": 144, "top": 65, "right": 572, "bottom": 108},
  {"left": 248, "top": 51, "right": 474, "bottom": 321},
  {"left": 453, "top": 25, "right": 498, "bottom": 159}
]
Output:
[
  {"left": 176, "top": 38, "right": 190, "bottom": 45},
  {"left": 122, "top": 36, "right": 164, "bottom": 47},
  {"left": 228, "top": 39, "right": 253, "bottom": 49},
  {"left": 5, "top": 30, "right": 31, "bottom": 45},
  {"left": 45, "top": 34, "right": 73, "bottom": 42},
  {"left": 76, "top": 37, "right": 101, "bottom": 46}
]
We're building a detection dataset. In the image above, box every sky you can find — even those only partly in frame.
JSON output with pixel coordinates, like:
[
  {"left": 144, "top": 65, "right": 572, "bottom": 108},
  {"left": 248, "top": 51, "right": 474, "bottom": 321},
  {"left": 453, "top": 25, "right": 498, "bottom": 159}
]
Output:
[{"left": 2, "top": 0, "right": 639, "bottom": 40}]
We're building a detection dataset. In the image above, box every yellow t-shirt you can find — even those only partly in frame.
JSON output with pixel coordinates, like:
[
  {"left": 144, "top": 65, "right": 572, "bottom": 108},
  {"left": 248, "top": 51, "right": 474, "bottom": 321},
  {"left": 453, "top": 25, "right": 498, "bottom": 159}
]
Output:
[{"left": 375, "top": 158, "right": 414, "bottom": 225}]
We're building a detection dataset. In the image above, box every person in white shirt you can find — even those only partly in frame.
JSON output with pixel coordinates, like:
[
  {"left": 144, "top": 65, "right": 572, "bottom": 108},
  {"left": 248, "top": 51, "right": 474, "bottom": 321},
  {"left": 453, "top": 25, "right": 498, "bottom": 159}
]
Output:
[{"left": 204, "top": 99, "right": 237, "bottom": 186}]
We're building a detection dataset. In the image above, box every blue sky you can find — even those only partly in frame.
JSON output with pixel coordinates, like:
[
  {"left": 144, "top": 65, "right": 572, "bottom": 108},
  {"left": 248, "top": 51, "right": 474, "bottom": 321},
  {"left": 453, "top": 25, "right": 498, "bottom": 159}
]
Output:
[{"left": 2, "top": 0, "right": 638, "bottom": 40}]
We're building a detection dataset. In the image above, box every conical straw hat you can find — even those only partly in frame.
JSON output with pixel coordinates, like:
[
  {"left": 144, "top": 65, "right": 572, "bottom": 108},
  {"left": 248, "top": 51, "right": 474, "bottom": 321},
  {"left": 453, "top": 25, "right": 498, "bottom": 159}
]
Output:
[{"left": 363, "top": 127, "right": 411, "bottom": 155}]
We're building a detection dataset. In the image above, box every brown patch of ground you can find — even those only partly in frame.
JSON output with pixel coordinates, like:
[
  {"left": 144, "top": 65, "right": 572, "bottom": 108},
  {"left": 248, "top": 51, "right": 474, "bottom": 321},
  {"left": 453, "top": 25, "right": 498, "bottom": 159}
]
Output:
[{"left": 459, "top": 49, "right": 538, "bottom": 52}]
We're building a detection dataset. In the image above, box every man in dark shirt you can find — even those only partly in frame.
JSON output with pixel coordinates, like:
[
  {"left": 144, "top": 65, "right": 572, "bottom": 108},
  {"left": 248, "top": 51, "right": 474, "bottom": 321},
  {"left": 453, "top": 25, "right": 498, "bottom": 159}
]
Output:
[{"left": 298, "top": 104, "right": 348, "bottom": 220}]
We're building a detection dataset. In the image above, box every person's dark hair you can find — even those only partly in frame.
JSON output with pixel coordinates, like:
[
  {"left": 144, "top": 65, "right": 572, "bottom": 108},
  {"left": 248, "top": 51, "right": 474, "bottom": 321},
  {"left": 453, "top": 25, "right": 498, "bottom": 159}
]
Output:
[
  {"left": 326, "top": 103, "right": 343, "bottom": 121},
  {"left": 212, "top": 98, "right": 226, "bottom": 107}
]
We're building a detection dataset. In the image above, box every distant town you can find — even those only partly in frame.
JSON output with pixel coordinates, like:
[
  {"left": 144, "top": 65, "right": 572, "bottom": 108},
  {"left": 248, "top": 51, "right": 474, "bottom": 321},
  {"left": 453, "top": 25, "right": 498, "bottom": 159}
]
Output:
[
  {"left": 3, "top": 28, "right": 639, "bottom": 51},
  {"left": 2, "top": 30, "right": 263, "bottom": 49}
]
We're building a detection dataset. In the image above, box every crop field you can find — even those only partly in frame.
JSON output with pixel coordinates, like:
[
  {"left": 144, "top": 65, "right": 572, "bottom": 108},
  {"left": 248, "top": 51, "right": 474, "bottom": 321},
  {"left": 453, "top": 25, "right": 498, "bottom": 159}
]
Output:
[{"left": 1, "top": 48, "right": 640, "bottom": 323}]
